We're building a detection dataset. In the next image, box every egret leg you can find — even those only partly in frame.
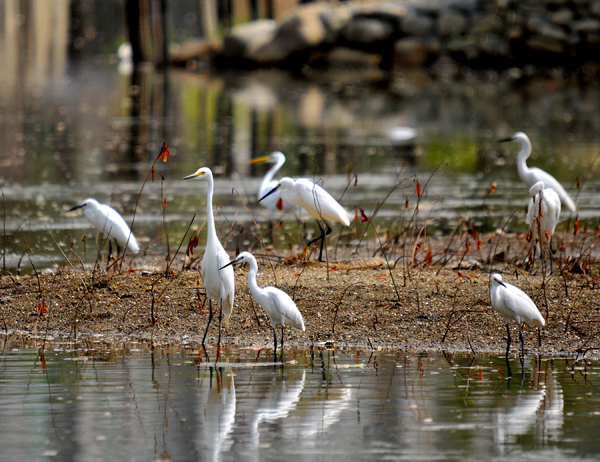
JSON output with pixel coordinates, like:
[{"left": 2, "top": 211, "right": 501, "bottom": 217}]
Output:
[
  {"left": 201, "top": 300, "right": 213, "bottom": 349},
  {"left": 505, "top": 322, "right": 511, "bottom": 358},
  {"left": 107, "top": 239, "right": 113, "bottom": 267},
  {"left": 280, "top": 324, "right": 285, "bottom": 360},
  {"left": 306, "top": 220, "right": 332, "bottom": 262},
  {"left": 518, "top": 322, "right": 525, "bottom": 358},
  {"left": 272, "top": 326, "right": 278, "bottom": 363},
  {"left": 217, "top": 299, "right": 223, "bottom": 347}
]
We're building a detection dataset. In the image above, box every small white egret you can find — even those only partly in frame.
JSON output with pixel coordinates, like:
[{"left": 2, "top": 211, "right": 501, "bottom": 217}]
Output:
[
  {"left": 250, "top": 151, "right": 287, "bottom": 213},
  {"left": 259, "top": 177, "right": 352, "bottom": 261},
  {"left": 500, "top": 132, "right": 576, "bottom": 213},
  {"left": 183, "top": 167, "right": 235, "bottom": 349},
  {"left": 221, "top": 251, "right": 305, "bottom": 358},
  {"left": 69, "top": 198, "right": 140, "bottom": 256},
  {"left": 490, "top": 273, "right": 545, "bottom": 358},
  {"left": 526, "top": 181, "right": 561, "bottom": 264}
]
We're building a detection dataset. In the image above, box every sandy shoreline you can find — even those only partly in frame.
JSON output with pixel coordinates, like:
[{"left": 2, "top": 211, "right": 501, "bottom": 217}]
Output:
[{"left": 1, "top": 235, "right": 598, "bottom": 359}]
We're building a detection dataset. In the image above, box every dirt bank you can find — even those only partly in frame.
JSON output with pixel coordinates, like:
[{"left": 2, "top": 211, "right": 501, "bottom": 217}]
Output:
[{"left": 1, "top": 236, "right": 599, "bottom": 359}]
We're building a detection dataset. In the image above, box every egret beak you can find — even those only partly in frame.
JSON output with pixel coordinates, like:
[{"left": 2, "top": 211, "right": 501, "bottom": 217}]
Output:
[
  {"left": 220, "top": 257, "right": 242, "bottom": 271},
  {"left": 498, "top": 136, "right": 515, "bottom": 143},
  {"left": 249, "top": 155, "right": 271, "bottom": 164},
  {"left": 258, "top": 184, "right": 281, "bottom": 203},
  {"left": 182, "top": 173, "right": 197, "bottom": 180},
  {"left": 68, "top": 204, "right": 86, "bottom": 212},
  {"left": 498, "top": 280, "right": 507, "bottom": 288}
]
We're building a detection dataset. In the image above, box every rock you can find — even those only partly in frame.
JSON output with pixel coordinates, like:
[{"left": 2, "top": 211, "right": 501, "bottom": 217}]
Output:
[
  {"left": 351, "top": 2, "right": 408, "bottom": 28},
  {"left": 324, "top": 47, "right": 384, "bottom": 67},
  {"left": 394, "top": 37, "right": 432, "bottom": 66},
  {"left": 550, "top": 8, "right": 574, "bottom": 26},
  {"left": 592, "top": 1, "right": 600, "bottom": 17},
  {"left": 169, "top": 39, "right": 220, "bottom": 64},
  {"left": 221, "top": 20, "right": 277, "bottom": 60},
  {"left": 437, "top": 10, "right": 469, "bottom": 37},
  {"left": 401, "top": 10, "right": 435, "bottom": 36},
  {"left": 526, "top": 35, "right": 565, "bottom": 53},
  {"left": 573, "top": 18, "right": 600, "bottom": 34},
  {"left": 478, "top": 34, "right": 510, "bottom": 57},
  {"left": 342, "top": 17, "right": 395, "bottom": 44}
]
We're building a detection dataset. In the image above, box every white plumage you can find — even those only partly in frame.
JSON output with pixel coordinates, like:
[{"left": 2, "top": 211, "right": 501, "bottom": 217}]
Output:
[
  {"left": 250, "top": 151, "right": 287, "bottom": 213},
  {"left": 490, "top": 273, "right": 545, "bottom": 357},
  {"left": 526, "top": 180, "right": 561, "bottom": 253},
  {"left": 69, "top": 198, "right": 140, "bottom": 254},
  {"left": 259, "top": 177, "right": 352, "bottom": 261},
  {"left": 221, "top": 251, "right": 304, "bottom": 357},
  {"left": 183, "top": 167, "right": 235, "bottom": 347},
  {"left": 501, "top": 132, "right": 576, "bottom": 213}
]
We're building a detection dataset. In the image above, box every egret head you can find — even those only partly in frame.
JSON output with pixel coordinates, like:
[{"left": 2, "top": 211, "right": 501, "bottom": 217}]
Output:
[
  {"left": 183, "top": 167, "right": 213, "bottom": 181},
  {"left": 258, "top": 177, "right": 294, "bottom": 202},
  {"left": 499, "top": 131, "right": 530, "bottom": 145},
  {"left": 249, "top": 151, "right": 285, "bottom": 165},
  {"left": 491, "top": 273, "right": 507, "bottom": 288},
  {"left": 529, "top": 181, "right": 545, "bottom": 196},
  {"left": 219, "top": 251, "right": 253, "bottom": 270},
  {"left": 68, "top": 198, "right": 100, "bottom": 212}
]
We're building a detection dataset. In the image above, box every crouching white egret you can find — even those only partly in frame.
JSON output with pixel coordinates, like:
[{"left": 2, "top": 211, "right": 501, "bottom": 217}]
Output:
[
  {"left": 500, "top": 132, "right": 576, "bottom": 213},
  {"left": 69, "top": 198, "right": 140, "bottom": 256},
  {"left": 259, "top": 177, "right": 352, "bottom": 262},
  {"left": 490, "top": 274, "right": 545, "bottom": 358},
  {"left": 250, "top": 151, "right": 287, "bottom": 213},
  {"left": 220, "top": 251, "right": 305, "bottom": 359},
  {"left": 183, "top": 167, "right": 235, "bottom": 350},
  {"left": 526, "top": 181, "right": 561, "bottom": 266}
]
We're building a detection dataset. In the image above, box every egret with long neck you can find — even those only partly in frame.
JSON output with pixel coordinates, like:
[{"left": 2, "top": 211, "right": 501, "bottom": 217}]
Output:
[
  {"left": 250, "top": 151, "right": 287, "bottom": 213},
  {"left": 500, "top": 132, "right": 576, "bottom": 213},
  {"left": 221, "top": 251, "right": 304, "bottom": 360},
  {"left": 183, "top": 167, "right": 235, "bottom": 350}
]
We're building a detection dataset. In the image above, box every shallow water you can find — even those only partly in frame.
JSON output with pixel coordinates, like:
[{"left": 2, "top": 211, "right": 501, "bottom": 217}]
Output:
[
  {"left": 3, "top": 59, "right": 600, "bottom": 272},
  {"left": 1, "top": 337, "right": 599, "bottom": 461}
]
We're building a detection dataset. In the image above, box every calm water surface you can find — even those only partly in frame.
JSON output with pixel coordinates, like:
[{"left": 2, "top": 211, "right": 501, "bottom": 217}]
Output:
[
  {"left": 3, "top": 60, "right": 600, "bottom": 271},
  {"left": 1, "top": 337, "right": 599, "bottom": 461}
]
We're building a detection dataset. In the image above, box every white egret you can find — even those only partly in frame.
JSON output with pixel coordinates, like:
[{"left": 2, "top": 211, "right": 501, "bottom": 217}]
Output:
[
  {"left": 220, "top": 251, "right": 305, "bottom": 358},
  {"left": 526, "top": 181, "right": 561, "bottom": 263},
  {"left": 69, "top": 198, "right": 140, "bottom": 256},
  {"left": 490, "top": 273, "right": 545, "bottom": 358},
  {"left": 259, "top": 177, "right": 352, "bottom": 261},
  {"left": 183, "top": 167, "right": 235, "bottom": 349},
  {"left": 250, "top": 151, "right": 287, "bottom": 213},
  {"left": 500, "top": 132, "right": 576, "bottom": 213}
]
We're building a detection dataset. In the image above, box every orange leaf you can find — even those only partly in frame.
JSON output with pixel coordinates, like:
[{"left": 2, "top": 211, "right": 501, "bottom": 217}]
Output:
[
  {"left": 545, "top": 231, "right": 550, "bottom": 240},
  {"left": 485, "top": 182, "right": 497, "bottom": 195},
  {"left": 36, "top": 300, "right": 47, "bottom": 316},
  {"left": 158, "top": 141, "right": 169, "bottom": 162},
  {"left": 360, "top": 208, "right": 368, "bottom": 222},
  {"left": 377, "top": 275, "right": 387, "bottom": 280},
  {"left": 163, "top": 198, "right": 167, "bottom": 207},
  {"left": 465, "top": 240, "right": 470, "bottom": 252},
  {"left": 152, "top": 166, "right": 155, "bottom": 183},
  {"left": 354, "top": 208, "right": 358, "bottom": 222},
  {"left": 187, "top": 236, "right": 199, "bottom": 256},
  {"left": 574, "top": 217, "right": 579, "bottom": 236},
  {"left": 476, "top": 238, "right": 482, "bottom": 250},
  {"left": 424, "top": 246, "right": 433, "bottom": 266}
]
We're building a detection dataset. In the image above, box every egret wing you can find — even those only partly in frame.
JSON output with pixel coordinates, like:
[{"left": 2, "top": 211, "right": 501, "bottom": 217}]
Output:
[
  {"left": 267, "top": 287, "right": 305, "bottom": 332},
  {"left": 292, "top": 179, "right": 351, "bottom": 225},
  {"left": 503, "top": 283, "right": 545, "bottom": 327}
]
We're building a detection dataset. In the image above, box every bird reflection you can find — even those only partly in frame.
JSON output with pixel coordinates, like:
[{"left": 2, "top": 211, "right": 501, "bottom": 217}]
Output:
[
  {"left": 198, "top": 368, "right": 236, "bottom": 462},
  {"left": 251, "top": 370, "right": 306, "bottom": 447},
  {"left": 494, "top": 364, "right": 563, "bottom": 452}
]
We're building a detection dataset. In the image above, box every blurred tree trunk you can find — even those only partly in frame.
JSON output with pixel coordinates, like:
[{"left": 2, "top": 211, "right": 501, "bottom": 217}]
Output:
[{"left": 125, "top": 0, "right": 166, "bottom": 66}]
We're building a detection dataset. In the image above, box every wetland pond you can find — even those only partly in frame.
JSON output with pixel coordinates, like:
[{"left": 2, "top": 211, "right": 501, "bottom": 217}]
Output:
[{"left": 1, "top": 337, "right": 599, "bottom": 462}]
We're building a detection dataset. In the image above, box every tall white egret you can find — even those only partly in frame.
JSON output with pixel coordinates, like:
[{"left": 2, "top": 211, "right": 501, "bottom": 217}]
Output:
[
  {"left": 250, "top": 151, "right": 287, "bottom": 213},
  {"left": 259, "top": 177, "right": 352, "bottom": 261},
  {"left": 69, "top": 198, "right": 140, "bottom": 256},
  {"left": 490, "top": 273, "right": 545, "bottom": 358},
  {"left": 220, "top": 251, "right": 305, "bottom": 358},
  {"left": 500, "top": 132, "right": 576, "bottom": 213},
  {"left": 183, "top": 167, "right": 235, "bottom": 349},
  {"left": 526, "top": 181, "right": 561, "bottom": 264}
]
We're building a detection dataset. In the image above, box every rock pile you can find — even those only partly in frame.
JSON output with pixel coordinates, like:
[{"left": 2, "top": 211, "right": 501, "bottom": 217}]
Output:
[{"left": 216, "top": 0, "right": 600, "bottom": 69}]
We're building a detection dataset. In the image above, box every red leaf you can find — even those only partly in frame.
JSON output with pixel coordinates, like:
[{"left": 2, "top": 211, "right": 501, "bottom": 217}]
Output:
[
  {"left": 158, "top": 141, "right": 169, "bottom": 162},
  {"left": 577, "top": 178, "right": 580, "bottom": 189},
  {"left": 163, "top": 198, "right": 167, "bottom": 207},
  {"left": 354, "top": 208, "right": 358, "bottom": 222},
  {"left": 416, "top": 180, "right": 421, "bottom": 198},
  {"left": 405, "top": 198, "right": 409, "bottom": 209},
  {"left": 424, "top": 246, "right": 433, "bottom": 266},
  {"left": 476, "top": 238, "right": 482, "bottom": 250},
  {"left": 276, "top": 198, "right": 283, "bottom": 211},
  {"left": 465, "top": 240, "right": 470, "bottom": 252},
  {"left": 152, "top": 166, "right": 155, "bottom": 183},
  {"left": 574, "top": 217, "right": 579, "bottom": 236},
  {"left": 187, "top": 236, "right": 199, "bottom": 256},
  {"left": 354, "top": 174, "right": 358, "bottom": 187},
  {"left": 36, "top": 300, "right": 47, "bottom": 316},
  {"left": 376, "top": 275, "right": 387, "bottom": 280},
  {"left": 360, "top": 208, "right": 368, "bottom": 222}
]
